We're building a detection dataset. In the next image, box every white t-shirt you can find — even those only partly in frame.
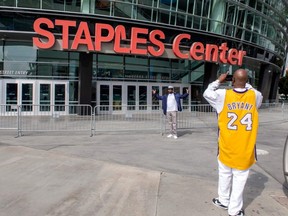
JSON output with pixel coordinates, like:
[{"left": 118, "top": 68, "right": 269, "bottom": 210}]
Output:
[
  {"left": 167, "top": 93, "right": 178, "bottom": 112},
  {"left": 203, "top": 80, "right": 263, "bottom": 113}
]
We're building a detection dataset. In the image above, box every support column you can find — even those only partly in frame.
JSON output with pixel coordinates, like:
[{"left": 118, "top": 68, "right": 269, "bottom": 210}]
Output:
[
  {"left": 201, "top": 62, "right": 219, "bottom": 103},
  {"left": 269, "top": 71, "right": 280, "bottom": 102},
  {"left": 258, "top": 64, "right": 273, "bottom": 103},
  {"left": 79, "top": 52, "right": 93, "bottom": 114}
]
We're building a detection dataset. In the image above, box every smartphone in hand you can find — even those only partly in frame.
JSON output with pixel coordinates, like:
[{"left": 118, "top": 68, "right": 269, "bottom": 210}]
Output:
[{"left": 225, "top": 74, "right": 233, "bottom": 81}]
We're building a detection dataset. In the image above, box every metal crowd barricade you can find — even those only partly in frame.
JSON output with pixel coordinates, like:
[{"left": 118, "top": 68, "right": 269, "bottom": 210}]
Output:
[
  {"left": 259, "top": 102, "right": 283, "bottom": 111},
  {"left": 181, "top": 104, "right": 217, "bottom": 128},
  {"left": 93, "top": 105, "right": 163, "bottom": 134},
  {"left": 162, "top": 104, "right": 218, "bottom": 135},
  {"left": 0, "top": 102, "right": 287, "bottom": 137},
  {"left": 18, "top": 104, "right": 93, "bottom": 136},
  {"left": 258, "top": 102, "right": 288, "bottom": 123},
  {"left": 0, "top": 104, "right": 20, "bottom": 136}
]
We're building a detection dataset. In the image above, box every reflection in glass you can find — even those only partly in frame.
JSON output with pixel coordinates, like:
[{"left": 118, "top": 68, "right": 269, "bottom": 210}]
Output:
[
  {"left": 4, "top": 42, "right": 37, "bottom": 77},
  {"left": 95, "top": 0, "right": 110, "bottom": 15},
  {"left": 65, "top": 0, "right": 81, "bottom": 12},
  {"left": 125, "top": 65, "right": 148, "bottom": 79},
  {"left": 37, "top": 64, "right": 53, "bottom": 77},
  {"left": 152, "top": 86, "right": 159, "bottom": 110},
  {"left": 0, "top": 41, "right": 3, "bottom": 61},
  {"left": 69, "top": 52, "right": 79, "bottom": 78},
  {"left": 22, "top": 83, "right": 33, "bottom": 111},
  {"left": 18, "top": 0, "right": 40, "bottom": 8},
  {"left": 98, "top": 54, "right": 124, "bottom": 79},
  {"left": 54, "top": 84, "right": 65, "bottom": 111},
  {"left": 115, "top": 2, "right": 132, "bottom": 18},
  {"left": 69, "top": 81, "right": 78, "bottom": 102},
  {"left": 182, "top": 87, "right": 189, "bottom": 110},
  {"left": 6, "top": 83, "right": 18, "bottom": 111},
  {"left": 53, "top": 65, "right": 69, "bottom": 77},
  {"left": 40, "top": 84, "right": 50, "bottom": 111},
  {"left": 0, "top": 0, "right": 15, "bottom": 6},
  {"left": 38, "top": 50, "right": 69, "bottom": 63},
  {"left": 190, "top": 85, "right": 202, "bottom": 104},
  {"left": 139, "top": 86, "right": 147, "bottom": 110},
  {"left": 127, "top": 85, "right": 136, "bottom": 110},
  {"left": 150, "top": 58, "right": 170, "bottom": 81},
  {"left": 174, "top": 87, "right": 180, "bottom": 93},
  {"left": 113, "top": 85, "right": 122, "bottom": 111},
  {"left": 100, "top": 85, "right": 109, "bottom": 111},
  {"left": 42, "top": 0, "right": 64, "bottom": 10}
]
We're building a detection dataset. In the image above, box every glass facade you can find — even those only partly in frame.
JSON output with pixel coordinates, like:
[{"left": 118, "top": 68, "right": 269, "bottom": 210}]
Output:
[
  {"left": 0, "top": 41, "right": 78, "bottom": 80},
  {"left": 91, "top": 53, "right": 192, "bottom": 83},
  {"left": 0, "top": 41, "right": 197, "bottom": 80},
  {"left": 0, "top": 0, "right": 287, "bottom": 58}
]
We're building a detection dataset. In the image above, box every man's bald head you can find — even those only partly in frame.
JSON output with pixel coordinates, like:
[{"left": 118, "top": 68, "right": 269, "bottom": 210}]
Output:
[{"left": 233, "top": 69, "right": 248, "bottom": 88}]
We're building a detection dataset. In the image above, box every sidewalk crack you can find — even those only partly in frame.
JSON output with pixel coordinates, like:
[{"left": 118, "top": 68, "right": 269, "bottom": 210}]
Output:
[{"left": 154, "top": 171, "right": 164, "bottom": 216}]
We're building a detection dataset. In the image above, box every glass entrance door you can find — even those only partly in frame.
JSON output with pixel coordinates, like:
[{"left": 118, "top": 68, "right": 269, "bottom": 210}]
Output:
[
  {"left": 39, "top": 83, "right": 51, "bottom": 111},
  {"left": 4, "top": 80, "right": 68, "bottom": 115},
  {"left": 39, "top": 81, "right": 68, "bottom": 113},
  {"left": 97, "top": 81, "right": 190, "bottom": 114},
  {"left": 127, "top": 85, "right": 136, "bottom": 110},
  {"left": 6, "top": 83, "right": 18, "bottom": 112},
  {"left": 21, "top": 83, "right": 33, "bottom": 112},
  {"left": 97, "top": 83, "right": 123, "bottom": 113},
  {"left": 97, "top": 84, "right": 123, "bottom": 113},
  {"left": 113, "top": 85, "right": 122, "bottom": 111},
  {"left": 5, "top": 81, "right": 34, "bottom": 113},
  {"left": 54, "top": 84, "right": 66, "bottom": 111}
]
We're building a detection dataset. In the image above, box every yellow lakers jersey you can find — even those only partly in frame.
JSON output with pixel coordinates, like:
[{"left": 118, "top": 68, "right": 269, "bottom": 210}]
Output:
[{"left": 218, "top": 89, "right": 259, "bottom": 170}]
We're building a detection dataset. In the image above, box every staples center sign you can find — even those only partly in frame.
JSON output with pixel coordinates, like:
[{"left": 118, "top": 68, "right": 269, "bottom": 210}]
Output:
[{"left": 33, "top": 18, "right": 246, "bottom": 66}]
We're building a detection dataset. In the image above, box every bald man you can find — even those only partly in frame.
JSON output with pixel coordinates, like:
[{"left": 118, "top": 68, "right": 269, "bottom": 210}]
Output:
[{"left": 203, "top": 69, "right": 263, "bottom": 216}]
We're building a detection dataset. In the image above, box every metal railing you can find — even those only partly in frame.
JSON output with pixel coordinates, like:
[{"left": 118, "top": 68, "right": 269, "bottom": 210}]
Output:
[
  {"left": 0, "top": 104, "right": 93, "bottom": 137},
  {"left": 258, "top": 102, "right": 287, "bottom": 124},
  {"left": 93, "top": 105, "right": 163, "bottom": 134},
  {"left": 0, "top": 103, "right": 287, "bottom": 137},
  {"left": 0, "top": 104, "right": 20, "bottom": 132}
]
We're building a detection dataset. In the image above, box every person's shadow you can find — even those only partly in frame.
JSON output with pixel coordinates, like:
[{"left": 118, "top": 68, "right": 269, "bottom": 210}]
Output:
[
  {"left": 243, "top": 169, "right": 268, "bottom": 208},
  {"left": 177, "top": 130, "right": 193, "bottom": 137}
]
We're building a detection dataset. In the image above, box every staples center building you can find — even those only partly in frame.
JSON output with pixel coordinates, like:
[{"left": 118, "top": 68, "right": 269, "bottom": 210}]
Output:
[{"left": 0, "top": 0, "right": 287, "bottom": 115}]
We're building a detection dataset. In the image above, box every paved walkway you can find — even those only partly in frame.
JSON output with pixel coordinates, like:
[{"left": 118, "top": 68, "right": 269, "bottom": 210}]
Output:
[{"left": 0, "top": 113, "right": 288, "bottom": 216}]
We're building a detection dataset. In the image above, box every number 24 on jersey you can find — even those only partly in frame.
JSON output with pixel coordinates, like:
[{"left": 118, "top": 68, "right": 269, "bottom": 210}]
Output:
[{"left": 227, "top": 112, "right": 252, "bottom": 131}]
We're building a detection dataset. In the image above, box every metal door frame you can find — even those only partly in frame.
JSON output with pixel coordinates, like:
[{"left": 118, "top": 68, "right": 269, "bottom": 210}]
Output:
[{"left": 2, "top": 79, "right": 69, "bottom": 115}]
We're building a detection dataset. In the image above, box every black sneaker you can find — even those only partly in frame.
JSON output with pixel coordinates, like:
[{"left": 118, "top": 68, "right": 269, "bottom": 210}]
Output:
[
  {"left": 212, "top": 198, "right": 228, "bottom": 210},
  {"left": 229, "top": 209, "right": 245, "bottom": 216}
]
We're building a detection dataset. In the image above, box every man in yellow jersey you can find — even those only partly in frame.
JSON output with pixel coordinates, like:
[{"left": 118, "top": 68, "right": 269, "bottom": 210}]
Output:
[{"left": 203, "top": 69, "right": 263, "bottom": 216}]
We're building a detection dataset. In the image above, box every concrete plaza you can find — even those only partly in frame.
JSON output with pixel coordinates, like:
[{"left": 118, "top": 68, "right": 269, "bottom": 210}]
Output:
[{"left": 0, "top": 111, "right": 287, "bottom": 216}]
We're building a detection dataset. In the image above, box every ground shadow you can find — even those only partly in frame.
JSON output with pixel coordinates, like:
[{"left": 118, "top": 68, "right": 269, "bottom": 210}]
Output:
[
  {"left": 177, "top": 130, "right": 193, "bottom": 137},
  {"left": 243, "top": 169, "right": 268, "bottom": 208}
]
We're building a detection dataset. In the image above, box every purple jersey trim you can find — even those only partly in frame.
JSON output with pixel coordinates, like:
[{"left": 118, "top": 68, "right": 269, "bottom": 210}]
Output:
[{"left": 233, "top": 89, "right": 248, "bottom": 94}]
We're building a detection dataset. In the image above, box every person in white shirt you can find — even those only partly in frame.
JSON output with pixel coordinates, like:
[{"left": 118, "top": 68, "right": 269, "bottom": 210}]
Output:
[
  {"left": 203, "top": 69, "right": 263, "bottom": 216},
  {"left": 153, "top": 86, "right": 189, "bottom": 139}
]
